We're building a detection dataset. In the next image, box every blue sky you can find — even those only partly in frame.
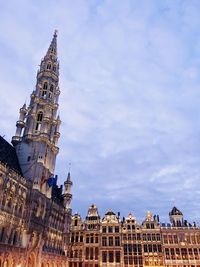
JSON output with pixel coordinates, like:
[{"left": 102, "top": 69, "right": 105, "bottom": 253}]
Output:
[{"left": 1, "top": 0, "right": 200, "bottom": 223}]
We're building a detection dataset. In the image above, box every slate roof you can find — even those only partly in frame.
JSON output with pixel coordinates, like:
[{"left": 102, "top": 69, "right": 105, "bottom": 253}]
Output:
[{"left": 0, "top": 135, "right": 23, "bottom": 176}]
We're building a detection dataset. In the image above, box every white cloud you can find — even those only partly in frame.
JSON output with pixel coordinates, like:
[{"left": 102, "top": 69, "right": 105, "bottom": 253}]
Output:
[{"left": 0, "top": 0, "right": 200, "bottom": 223}]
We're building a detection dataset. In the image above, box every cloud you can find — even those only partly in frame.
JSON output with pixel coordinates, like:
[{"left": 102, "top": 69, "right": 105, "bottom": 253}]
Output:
[{"left": 1, "top": 0, "right": 200, "bottom": 223}]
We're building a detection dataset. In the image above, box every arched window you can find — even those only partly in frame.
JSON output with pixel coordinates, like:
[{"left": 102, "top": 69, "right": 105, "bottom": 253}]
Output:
[
  {"left": 47, "top": 63, "right": 51, "bottom": 70},
  {"left": 42, "top": 82, "right": 48, "bottom": 97},
  {"left": 13, "top": 231, "right": 18, "bottom": 245},
  {"left": 48, "top": 84, "right": 54, "bottom": 99},
  {"left": 35, "top": 111, "right": 43, "bottom": 132}
]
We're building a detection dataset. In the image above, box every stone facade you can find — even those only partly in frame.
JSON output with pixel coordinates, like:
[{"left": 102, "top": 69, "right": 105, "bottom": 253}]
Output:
[
  {"left": 0, "top": 31, "right": 72, "bottom": 267},
  {"left": 68, "top": 205, "right": 200, "bottom": 267}
]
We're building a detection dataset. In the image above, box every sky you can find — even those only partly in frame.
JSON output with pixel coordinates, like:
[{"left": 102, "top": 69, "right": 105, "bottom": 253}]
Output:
[{"left": 1, "top": 0, "right": 200, "bottom": 223}]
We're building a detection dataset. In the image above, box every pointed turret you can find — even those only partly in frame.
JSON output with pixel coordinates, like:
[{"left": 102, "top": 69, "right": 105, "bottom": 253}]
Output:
[
  {"left": 12, "top": 103, "right": 27, "bottom": 145},
  {"left": 63, "top": 172, "right": 73, "bottom": 213},
  {"left": 12, "top": 31, "right": 61, "bottom": 197}
]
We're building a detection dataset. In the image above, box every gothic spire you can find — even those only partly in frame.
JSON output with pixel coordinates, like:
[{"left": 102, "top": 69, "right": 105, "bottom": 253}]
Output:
[
  {"left": 45, "top": 30, "right": 58, "bottom": 58},
  {"left": 12, "top": 31, "right": 61, "bottom": 198}
]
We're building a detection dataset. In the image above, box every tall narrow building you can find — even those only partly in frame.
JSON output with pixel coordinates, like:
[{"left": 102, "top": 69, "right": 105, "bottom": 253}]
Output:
[{"left": 12, "top": 30, "right": 61, "bottom": 197}]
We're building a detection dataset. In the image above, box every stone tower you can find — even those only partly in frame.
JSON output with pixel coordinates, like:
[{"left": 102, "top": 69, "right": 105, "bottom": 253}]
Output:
[{"left": 12, "top": 30, "right": 61, "bottom": 197}]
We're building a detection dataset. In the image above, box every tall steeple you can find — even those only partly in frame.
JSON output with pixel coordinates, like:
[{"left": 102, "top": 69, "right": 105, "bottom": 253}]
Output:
[{"left": 12, "top": 31, "right": 61, "bottom": 197}]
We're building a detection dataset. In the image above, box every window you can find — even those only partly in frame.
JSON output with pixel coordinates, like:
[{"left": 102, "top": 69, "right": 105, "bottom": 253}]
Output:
[
  {"left": 86, "top": 247, "right": 89, "bottom": 260},
  {"left": 108, "top": 226, "right": 113, "bottom": 233},
  {"left": 146, "top": 223, "right": 150, "bottom": 229},
  {"left": 169, "top": 235, "right": 173, "bottom": 244},
  {"left": 147, "top": 234, "right": 151, "bottom": 241},
  {"left": 109, "top": 251, "right": 114, "bottom": 262},
  {"left": 128, "top": 244, "right": 132, "bottom": 254},
  {"left": 47, "top": 63, "right": 51, "bottom": 70},
  {"left": 102, "top": 236, "right": 107, "bottom": 246},
  {"left": 95, "top": 235, "right": 98, "bottom": 243},
  {"left": 151, "top": 223, "right": 155, "bottom": 229},
  {"left": 109, "top": 236, "right": 113, "bottom": 246},
  {"left": 174, "top": 235, "right": 178, "bottom": 244},
  {"left": 158, "top": 244, "right": 162, "bottom": 253},
  {"left": 95, "top": 247, "right": 98, "bottom": 260},
  {"left": 153, "top": 244, "right": 157, "bottom": 253},
  {"left": 102, "top": 251, "right": 107, "bottom": 262},
  {"left": 53, "top": 65, "right": 57, "bottom": 72},
  {"left": 148, "top": 244, "right": 152, "bottom": 253},
  {"left": 102, "top": 226, "right": 106, "bottom": 233},
  {"left": 116, "top": 251, "right": 120, "bottom": 263},
  {"left": 115, "top": 236, "right": 120, "bottom": 246},
  {"left": 50, "top": 84, "right": 54, "bottom": 92},
  {"left": 124, "top": 244, "right": 128, "bottom": 255},
  {"left": 115, "top": 226, "right": 119, "bottom": 233},
  {"left": 90, "top": 247, "right": 93, "bottom": 260},
  {"left": 156, "top": 233, "right": 161, "bottom": 241},
  {"left": 42, "top": 82, "right": 48, "bottom": 97},
  {"left": 35, "top": 111, "right": 43, "bottom": 132}
]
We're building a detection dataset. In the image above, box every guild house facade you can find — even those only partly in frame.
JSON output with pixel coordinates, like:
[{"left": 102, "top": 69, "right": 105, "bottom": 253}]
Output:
[{"left": 0, "top": 32, "right": 200, "bottom": 267}]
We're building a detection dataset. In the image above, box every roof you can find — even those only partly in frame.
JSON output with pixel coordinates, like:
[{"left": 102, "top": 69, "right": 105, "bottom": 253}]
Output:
[
  {"left": 170, "top": 206, "right": 183, "bottom": 216},
  {"left": 0, "top": 136, "right": 23, "bottom": 175},
  {"left": 105, "top": 209, "right": 116, "bottom": 216}
]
